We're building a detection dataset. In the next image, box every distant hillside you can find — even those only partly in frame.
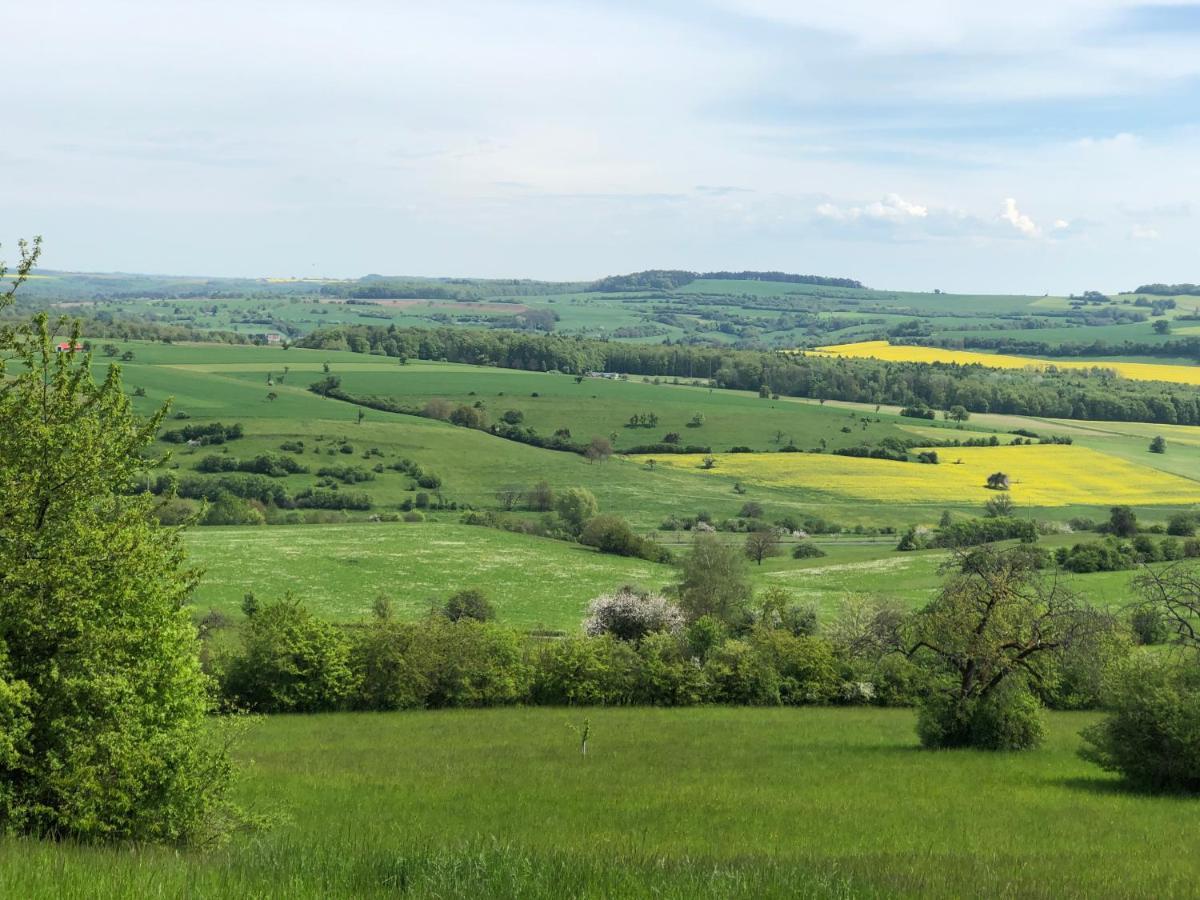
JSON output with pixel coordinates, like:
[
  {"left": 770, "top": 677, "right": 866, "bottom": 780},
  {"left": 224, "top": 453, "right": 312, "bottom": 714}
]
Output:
[
  {"left": 1131, "top": 283, "right": 1200, "bottom": 297},
  {"left": 586, "top": 270, "right": 863, "bottom": 293}
]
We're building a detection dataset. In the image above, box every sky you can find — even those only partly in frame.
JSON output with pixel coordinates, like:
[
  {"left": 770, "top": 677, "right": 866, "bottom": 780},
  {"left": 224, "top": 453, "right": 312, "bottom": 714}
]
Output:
[{"left": 6, "top": 0, "right": 1200, "bottom": 293}]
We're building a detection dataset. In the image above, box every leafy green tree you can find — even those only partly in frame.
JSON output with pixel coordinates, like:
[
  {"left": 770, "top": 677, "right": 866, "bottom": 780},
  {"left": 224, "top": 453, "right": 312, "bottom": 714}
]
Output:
[
  {"left": 1108, "top": 505, "right": 1138, "bottom": 538},
  {"left": 907, "top": 547, "right": 1090, "bottom": 750},
  {"left": 0, "top": 241, "right": 236, "bottom": 844},
  {"left": 1150, "top": 435, "right": 1167, "bottom": 454},
  {"left": 555, "top": 487, "right": 598, "bottom": 534},
  {"left": 443, "top": 588, "right": 496, "bottom": 622},
  {"left": 222, "top": 597, "right": 354, "bottom": 712},
  {"left": 946, "top": 405, "right": 970, "bottom": 423},
  {"left": 984, "top": 494, "right": 1015, "bottom": 518},
  {"left": 677, "top": 533, "right": 753, "bottom": 624}
]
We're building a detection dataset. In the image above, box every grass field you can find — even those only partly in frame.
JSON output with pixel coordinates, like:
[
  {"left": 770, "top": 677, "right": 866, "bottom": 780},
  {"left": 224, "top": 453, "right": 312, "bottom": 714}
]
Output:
[
  {"left": 817, "top": 340, "right": 1200, "bottom": 386},
  {"left": 185, "top": 526, "right": 1145, "bottom": 627},
  {"left": 4, "top": 707, "right": 1199, "bottom": 898},
  {"left": 187, "top": 523, "right": 672, "bottom": 627}
]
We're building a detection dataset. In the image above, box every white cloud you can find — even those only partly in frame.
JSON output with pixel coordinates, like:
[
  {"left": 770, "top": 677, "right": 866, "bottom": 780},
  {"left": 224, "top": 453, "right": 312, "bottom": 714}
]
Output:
[
  {"left": 1130, "top": 224, "right": 1161, "bottom": 240},
  {"left": 816, "top": 193, "right": 928, "bottom": 223},
  {"left": 1000, "top": 198, "right": 1041, "bottom": 238}
]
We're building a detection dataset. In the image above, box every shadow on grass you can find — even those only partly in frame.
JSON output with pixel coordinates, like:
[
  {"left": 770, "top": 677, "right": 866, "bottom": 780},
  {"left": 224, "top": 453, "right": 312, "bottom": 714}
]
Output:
[{"left": 1058, "top": 776, "right": 1195, "bottom": 799}]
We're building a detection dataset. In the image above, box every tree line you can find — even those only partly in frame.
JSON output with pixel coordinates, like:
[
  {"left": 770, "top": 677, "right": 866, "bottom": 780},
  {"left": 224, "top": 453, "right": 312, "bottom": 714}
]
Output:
[
  {"left": 586, "top": 269, "right": 863, "bottom": 292},
  {"left": 296, "top": 325, "right": 1200, "bottom": 426}
]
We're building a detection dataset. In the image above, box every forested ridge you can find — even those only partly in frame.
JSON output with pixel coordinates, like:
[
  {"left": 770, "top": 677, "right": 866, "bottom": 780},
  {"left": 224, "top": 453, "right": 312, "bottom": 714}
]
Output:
[
  {"left": 296, "top": 324, "right": 1200, "bottom": 425},
  {"left": 586, "top": 269, "right": 863, "bottom": 292}
]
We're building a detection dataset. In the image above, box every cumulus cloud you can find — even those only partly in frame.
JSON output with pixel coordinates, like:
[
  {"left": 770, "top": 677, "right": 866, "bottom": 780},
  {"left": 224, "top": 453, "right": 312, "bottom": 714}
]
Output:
[
  {"left": 1130, "top": 224, "right": 1160, "bottom": 240},
  {"left": 816, "top": 193, "right": 928, "bottom": 223},
  {"left": 1000, "top": 198, "right": 1041, "bottom": 238}
]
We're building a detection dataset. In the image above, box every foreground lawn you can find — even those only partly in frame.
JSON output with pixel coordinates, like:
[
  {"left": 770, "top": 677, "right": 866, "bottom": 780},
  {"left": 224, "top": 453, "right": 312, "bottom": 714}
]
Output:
[{"left": 4, "top": 707, "right": 1199, "bottom": 898}]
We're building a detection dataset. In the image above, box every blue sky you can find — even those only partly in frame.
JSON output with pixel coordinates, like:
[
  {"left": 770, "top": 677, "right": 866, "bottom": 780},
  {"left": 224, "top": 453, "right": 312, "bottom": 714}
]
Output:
[{"left": 6, "top": 0, "right": 1200, "bottom": 292}]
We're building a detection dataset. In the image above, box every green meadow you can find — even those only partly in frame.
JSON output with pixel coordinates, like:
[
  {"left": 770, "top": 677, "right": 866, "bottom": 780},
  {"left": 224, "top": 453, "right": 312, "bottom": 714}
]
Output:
[{"left": 4, "top": 707, "right": 1199, "bottom": 899}]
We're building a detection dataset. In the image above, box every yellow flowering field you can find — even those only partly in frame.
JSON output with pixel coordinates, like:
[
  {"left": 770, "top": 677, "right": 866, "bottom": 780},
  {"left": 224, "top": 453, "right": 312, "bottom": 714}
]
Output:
[
  {"left": 652, "top": 445, "right": 1200, "bottom": 506},
  {"left": 814, "top": 340, "right": 1200, "bottom": 387}
]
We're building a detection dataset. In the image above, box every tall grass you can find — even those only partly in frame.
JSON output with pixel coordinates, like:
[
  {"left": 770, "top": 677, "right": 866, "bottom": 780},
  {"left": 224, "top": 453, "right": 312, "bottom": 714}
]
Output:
[{"left": 4, "top": 707, "right": 1200, "bottom": 897}]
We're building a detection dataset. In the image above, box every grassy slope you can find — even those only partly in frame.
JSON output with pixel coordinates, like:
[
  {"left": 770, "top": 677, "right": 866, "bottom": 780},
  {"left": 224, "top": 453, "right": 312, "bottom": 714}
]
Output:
[
  {"left": 188, "top": 527, "right": 1146, "bottom": 627},
  {"left": 4, "top": 707, "right": 1199, "bottom": 898},
  {"left": 187, "top": 523, "right": 672, "bottom": 627}
]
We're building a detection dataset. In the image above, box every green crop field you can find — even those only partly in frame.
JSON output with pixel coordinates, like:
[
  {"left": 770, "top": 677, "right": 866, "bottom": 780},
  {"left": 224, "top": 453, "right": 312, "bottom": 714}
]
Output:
[{"left": 4, "top": 707, "right": 1200, "bottom": 898}]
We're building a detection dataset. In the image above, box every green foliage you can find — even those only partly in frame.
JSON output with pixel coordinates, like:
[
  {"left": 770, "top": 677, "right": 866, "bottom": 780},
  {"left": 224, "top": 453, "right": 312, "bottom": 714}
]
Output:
[
  {"left": 579, "top": 514, "right": 671, "bottom": 563},
  {"left": 555, "top": 487, "right": 599, "bottom": 534},
  {"left": 1130, "top": 606, "right": 1169, "bottom": 645},
  {"left": 1055, "top": 538, "right": 1135, "bottom": 573},
  {"left": 917, "top": 677, "right": 1045, "bottom": 750},
  {"left": 1080, "top": 657, "right": 1200, "bottom": 792},
  {"left": 1166, "top": 511, "right": 1198, "bottom": 537},
  {"left": 933, "top": 516, "right": 1037, "bottom": 549},
  {"left": 443, "top": 589, "right": 496, "bottom": 623},
  {"left": 0, "top": 313, "right": 234, "bottom": 845},
  {"left": 222, "top": 598, "right": 355, "bottom": 712},
  {"left": 676, "top": 534, "right": 753, "bottom": 624},
  {"left": 791, "top": 541, "right": 826, "bottom": 559},
  {"left": 908, "top": 547, "right": 1086, "bottom": 750},
  {"left": 702, "top": 639, "right": 780, "bottom": 705},
  {"left": 1108, "top": 505, "right": 1138, "bottom": 538},
  {"left": 749, "top": 628, "right": 839, "bottom": 704},
  {"left": 528, "top": 635, "right": 638, "bottom": 706}
]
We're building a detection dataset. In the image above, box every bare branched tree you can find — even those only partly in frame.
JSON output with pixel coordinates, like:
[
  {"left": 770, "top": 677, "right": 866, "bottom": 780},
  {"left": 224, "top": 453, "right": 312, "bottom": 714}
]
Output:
[{"left": 1133, "top": 564, "right": 1200, "bottom": 652}]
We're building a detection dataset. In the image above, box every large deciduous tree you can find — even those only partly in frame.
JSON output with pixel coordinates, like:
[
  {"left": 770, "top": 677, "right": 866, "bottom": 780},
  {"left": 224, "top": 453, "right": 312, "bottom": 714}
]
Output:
[
  {"left": 0, "top": 238, "right": 235, "bottom": 844},
  {"left": 907, "top": 547, "right": 1091, "bottom": 750}
]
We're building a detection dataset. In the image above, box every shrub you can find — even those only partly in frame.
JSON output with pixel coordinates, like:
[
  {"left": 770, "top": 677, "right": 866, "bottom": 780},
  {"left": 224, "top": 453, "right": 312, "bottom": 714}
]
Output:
[
  {"left": 582, "top": 587, "right": 684, "bottom": 641},
  {"left": 917, "top": 677, "right": 1045, "bottom": 750},
  {"left": 202, "top": 494, "right": 267, "bottom": 526},
  {"left": 221, "top": 598, "right": 355, "bottom": 713},
  {"left": 0, "top": 321, "right": 236, "bottom": 845},
  {"left": 1167, "top": 512, "right": 1198, "bottom": 537},
  {"left": 1039, "top": 612, "right": 1132, "bottom": 710},
  {"left": 581, "top": 514, "right": 647, "bottom": 558},
  {"left": 684, "top": 614, "right": 726, "bottom": 660},
  {"left": 1080, "top": 658, "right": 1200, "bottom": 792},
  {"left": 528, "top": 635, "right": 638, "bottom": 706},
  {"left": 792, "top": 541, "right": 826, "bottom": 559},
  {"left": 1055, "top": 538, "right": 1135, "bottom": 573},
  {"left": 555, "top": 487, "right": 599, "bottom": 534},
  {"left": 702, "top": 639, "right": 780, "bottom": 705},
  {"left": 749, "top": 629, "right": 839, "bottom": 704},
  {"left": 933, "top": 516, "right": 1038, "bottom": 549},
  {"left": 416, "top": 618, "right": 530, "bottom": 708},
  {"left": 443, "top": 588, "right": 496, "bottom": 623},
  {"left": 349, "top": 616, "right": 429, "bottom": 711},
  {"left": 631, "top": 631, "right": 708, "bottom": 705}
]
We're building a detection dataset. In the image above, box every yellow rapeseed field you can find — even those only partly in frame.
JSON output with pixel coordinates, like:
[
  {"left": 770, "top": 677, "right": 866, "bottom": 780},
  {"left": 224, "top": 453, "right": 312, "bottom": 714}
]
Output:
[
  {"left": 653, "top": 445, "right": 1200, "bottom": 506},
  {"left": 814, "top": 340, "right": 1200, "bottom": 387}
]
